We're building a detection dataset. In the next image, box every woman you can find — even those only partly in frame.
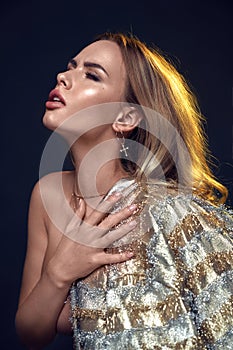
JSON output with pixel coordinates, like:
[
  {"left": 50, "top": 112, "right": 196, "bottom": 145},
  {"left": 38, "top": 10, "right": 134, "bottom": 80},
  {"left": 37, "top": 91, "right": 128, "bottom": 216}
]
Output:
[{"left": 15, "top": 33, "right": 233, "bottom": 349}]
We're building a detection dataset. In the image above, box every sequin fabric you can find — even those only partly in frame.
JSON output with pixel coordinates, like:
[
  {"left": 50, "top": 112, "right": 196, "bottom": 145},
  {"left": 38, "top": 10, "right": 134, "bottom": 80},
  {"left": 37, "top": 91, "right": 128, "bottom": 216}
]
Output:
[{"left": 70, "top": 179, "right": 233, "bottom": 349}]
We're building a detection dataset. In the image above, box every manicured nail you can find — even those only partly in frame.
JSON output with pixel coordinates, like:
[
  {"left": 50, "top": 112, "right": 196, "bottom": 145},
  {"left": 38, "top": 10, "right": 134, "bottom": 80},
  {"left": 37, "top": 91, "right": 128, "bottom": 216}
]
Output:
[
  {"left": 128, "top": 204, "right": 137, "bottom": 212},
  {"left": 114, "top": 192, "right": 122, "bottom": 197},
  {"left": 126, "top": 251, "right": 134, "bottom": 257},
  {"left": 111, "top": 192, "right": 122, "bottom": 198},
  {"left": 128, "top": 220, "right": 137, "bottom": 227}
]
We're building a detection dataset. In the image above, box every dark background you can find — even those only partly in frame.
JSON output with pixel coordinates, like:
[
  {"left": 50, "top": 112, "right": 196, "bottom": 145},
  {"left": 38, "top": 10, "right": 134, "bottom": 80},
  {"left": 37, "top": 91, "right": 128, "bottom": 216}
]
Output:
[{"left": 1, "top": 0, "right": 233, "bottom": 349}]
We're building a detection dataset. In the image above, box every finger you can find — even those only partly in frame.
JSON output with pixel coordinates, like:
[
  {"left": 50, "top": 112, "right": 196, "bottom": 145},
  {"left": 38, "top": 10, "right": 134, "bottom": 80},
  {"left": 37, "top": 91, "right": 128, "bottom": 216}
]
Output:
[
  {"left": 85, "top": 192, "right": 122, "bottom": 226},
  {"left": 95, "top": 220, "right": 138, "bottom": 248},
  {"left": 99, "top": 203, "right": 138, "bottom": 229},
  {"left": 98, "top": 250, "right": 134, "bottom": 265},
  {"left": 65, "top": 199, "right": 86, "bottom": 237},
  {"left": 77, "top": 198, "right": 86, "bottom": 217},
  {"left": 65, "top": 217, "right": 137, "bottom": 248}
]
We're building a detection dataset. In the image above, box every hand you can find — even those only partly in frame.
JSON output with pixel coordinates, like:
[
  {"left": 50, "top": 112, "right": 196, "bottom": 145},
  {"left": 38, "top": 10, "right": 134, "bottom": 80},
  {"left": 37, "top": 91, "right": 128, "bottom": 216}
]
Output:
[
  {"left": 65, "top": 192, "right": 137, "bottom": 247},
  {"left": 46, "top": 193, "right": 137, "bottom": 287}
]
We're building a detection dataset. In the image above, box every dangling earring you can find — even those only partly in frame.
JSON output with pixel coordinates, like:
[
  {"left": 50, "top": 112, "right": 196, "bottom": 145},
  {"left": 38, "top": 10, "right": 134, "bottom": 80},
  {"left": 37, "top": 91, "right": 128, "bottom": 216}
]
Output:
[{"left": 116, "top": 131, "right": 129, "bottom": 157}]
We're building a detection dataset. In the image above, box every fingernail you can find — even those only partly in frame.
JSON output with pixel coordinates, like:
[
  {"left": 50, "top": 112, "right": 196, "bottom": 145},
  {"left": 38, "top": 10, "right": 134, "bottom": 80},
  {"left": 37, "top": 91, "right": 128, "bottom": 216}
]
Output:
[
  {"left": 111, "top": 192, "right": 122, "bottom": 198},
  {"left": 114, "top": 192, "right": 122, "bottom": 197},
  {"left": 126, "top": 251, "right": 134, "bottom": 257},
  {"left": 128, "top": 204, "right": 137, "bottom": 212},
  {"left": 128, "top": 220, "right": 137, "bottom": 227}
]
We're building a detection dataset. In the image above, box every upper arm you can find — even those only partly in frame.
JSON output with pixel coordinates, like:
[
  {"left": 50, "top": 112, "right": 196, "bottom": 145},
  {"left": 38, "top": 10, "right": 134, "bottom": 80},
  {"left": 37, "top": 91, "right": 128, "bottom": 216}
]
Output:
[{"left": 18, "top": 180, "right": 49, "bottom": 306}]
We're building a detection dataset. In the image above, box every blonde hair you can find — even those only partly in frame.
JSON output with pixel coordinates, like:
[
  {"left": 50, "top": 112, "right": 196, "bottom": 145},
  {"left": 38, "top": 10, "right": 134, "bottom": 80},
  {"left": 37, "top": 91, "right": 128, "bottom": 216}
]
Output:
[{"left": 96, "top": 32, "right": 227, "bottom": 204}]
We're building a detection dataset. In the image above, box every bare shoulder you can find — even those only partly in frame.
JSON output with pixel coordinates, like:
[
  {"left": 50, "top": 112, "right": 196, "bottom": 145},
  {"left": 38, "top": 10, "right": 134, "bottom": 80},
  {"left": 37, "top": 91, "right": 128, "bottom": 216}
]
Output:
[
  {"left": 36, "top": 171, "right": 74, "bottom": 201},
  {"left": 38, "top": 170, "right": 74, "bottom": 189},
  {"left": 33, "top": 171, "right": 75, "bottom": 234},
  {"left": 29, "top": 171, "right": 74, "bottom": 222}
]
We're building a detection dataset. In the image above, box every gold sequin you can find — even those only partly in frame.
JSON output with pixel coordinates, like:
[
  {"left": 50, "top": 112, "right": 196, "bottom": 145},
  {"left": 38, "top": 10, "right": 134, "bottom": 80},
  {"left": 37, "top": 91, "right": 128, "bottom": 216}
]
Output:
[
  {"left": 199, "top": 295, "right": 233, "bottom": 344},
  {"left": 186, "top": 251, "right": 233, "bottom": 294},
  {"left": 72, "top": 292, "right": 189, "bottom": 333},
  {"left": 168, "top": 214, "right": 203, "bottom": 250},
  {"left": 70, "top": 180, "right": 233, "bottom": 349}
]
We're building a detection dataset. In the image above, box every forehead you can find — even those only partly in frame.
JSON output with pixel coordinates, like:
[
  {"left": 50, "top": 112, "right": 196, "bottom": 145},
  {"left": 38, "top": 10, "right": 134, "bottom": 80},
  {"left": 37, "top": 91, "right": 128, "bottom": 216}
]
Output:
[{"left": 74, "top": 40, "right": 125, "bottom": 75}]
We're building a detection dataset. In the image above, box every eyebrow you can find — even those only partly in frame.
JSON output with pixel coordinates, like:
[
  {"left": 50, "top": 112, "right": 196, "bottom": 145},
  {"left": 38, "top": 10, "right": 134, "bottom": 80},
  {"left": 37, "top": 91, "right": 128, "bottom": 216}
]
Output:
[{"left": 68, "top": 59, "right": 109, "bottom": 77}]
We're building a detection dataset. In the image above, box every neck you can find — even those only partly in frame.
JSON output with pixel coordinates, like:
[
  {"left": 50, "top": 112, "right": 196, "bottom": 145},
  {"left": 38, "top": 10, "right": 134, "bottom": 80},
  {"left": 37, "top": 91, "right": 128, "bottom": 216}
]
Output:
[
  {"left": 70, "top": 138, "right": 129, "bottom": 198},
  {"left": 73, "top": 161, "right": 129, "bottom": 199}
]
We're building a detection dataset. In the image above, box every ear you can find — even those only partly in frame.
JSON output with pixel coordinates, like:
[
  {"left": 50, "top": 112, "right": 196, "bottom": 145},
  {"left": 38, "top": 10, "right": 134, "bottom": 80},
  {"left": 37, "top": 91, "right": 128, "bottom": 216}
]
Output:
[{"left": 112, "top": 106, "right": 143, "bottom": 133}]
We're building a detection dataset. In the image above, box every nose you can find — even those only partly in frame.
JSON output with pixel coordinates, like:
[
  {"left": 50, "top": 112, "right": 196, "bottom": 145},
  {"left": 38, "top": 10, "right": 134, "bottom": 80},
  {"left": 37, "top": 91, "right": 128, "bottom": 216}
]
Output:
[{"left": 57, "top": 71, "right": 72, "bottom": 89}]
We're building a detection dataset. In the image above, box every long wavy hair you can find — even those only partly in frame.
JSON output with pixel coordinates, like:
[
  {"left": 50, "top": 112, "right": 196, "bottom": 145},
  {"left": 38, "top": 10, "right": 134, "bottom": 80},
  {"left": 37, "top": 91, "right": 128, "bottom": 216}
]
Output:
[{"left": 95, "top": 32, "right": 227, "bottom": 204}]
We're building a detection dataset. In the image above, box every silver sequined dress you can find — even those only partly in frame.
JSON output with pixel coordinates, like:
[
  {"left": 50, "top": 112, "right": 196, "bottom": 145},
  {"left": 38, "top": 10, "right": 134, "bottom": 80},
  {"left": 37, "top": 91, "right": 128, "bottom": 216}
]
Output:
[{"left": 70, "top": 179, "right": 233, "bottom": 349}]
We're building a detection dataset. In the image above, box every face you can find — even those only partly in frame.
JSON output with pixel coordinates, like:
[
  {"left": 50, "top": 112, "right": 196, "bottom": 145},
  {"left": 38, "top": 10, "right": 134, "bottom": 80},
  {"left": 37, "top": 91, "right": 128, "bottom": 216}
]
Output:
[{"left": 43, "top": 40, "right": 127, "bottom": 131}]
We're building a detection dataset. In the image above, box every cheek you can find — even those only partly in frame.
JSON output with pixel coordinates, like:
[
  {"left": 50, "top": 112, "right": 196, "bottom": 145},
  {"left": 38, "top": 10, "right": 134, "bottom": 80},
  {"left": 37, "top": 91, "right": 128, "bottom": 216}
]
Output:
[
  {"left": 73, "top": 87, "right": 114, "bottom": 107},
  {"left": 82, "top": 88, "right": 102, "bottom": 97},
  {"left": 73, "top": 87, "right": 104, "bottom": 104}
]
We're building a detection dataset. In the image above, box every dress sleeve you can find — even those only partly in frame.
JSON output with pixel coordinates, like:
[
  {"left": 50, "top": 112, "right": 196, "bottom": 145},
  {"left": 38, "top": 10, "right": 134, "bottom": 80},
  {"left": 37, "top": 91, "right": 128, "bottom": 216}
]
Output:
[
  {"left": 70, "top": 191, "right": 233, "bottom": 350},
  {"left": 161, "top": 195, "right": 233, "bottom": 349}
]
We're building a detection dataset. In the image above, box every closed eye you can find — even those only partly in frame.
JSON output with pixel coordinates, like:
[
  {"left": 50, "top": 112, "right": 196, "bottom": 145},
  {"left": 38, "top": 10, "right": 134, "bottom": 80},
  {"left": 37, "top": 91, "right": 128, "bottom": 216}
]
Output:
[{"left": 85, "top": 72, "right": 101, "bottom": 82}]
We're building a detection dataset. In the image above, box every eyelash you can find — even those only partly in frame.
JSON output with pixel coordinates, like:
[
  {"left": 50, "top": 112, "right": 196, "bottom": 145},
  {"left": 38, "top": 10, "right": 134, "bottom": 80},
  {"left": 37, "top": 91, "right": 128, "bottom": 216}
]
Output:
[
  {"left": 66, "top": 66, "right": 101, "bottom": 82},
  {"left": 85, "top": 72, "right": 100, "bottom": 82}
]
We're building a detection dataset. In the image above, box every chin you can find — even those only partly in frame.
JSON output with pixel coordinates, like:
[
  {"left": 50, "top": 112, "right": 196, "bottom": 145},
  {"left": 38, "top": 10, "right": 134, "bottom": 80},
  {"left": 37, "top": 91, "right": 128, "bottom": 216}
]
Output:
[{"left": 42, "top": 110, "right": 62, "bottom": 131}]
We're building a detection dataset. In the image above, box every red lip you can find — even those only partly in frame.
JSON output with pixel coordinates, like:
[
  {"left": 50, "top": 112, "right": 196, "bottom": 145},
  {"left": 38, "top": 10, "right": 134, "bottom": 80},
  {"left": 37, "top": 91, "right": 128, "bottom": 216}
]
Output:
[{"left": 45, "top": 89, "right": 66, "bottom": 110}]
